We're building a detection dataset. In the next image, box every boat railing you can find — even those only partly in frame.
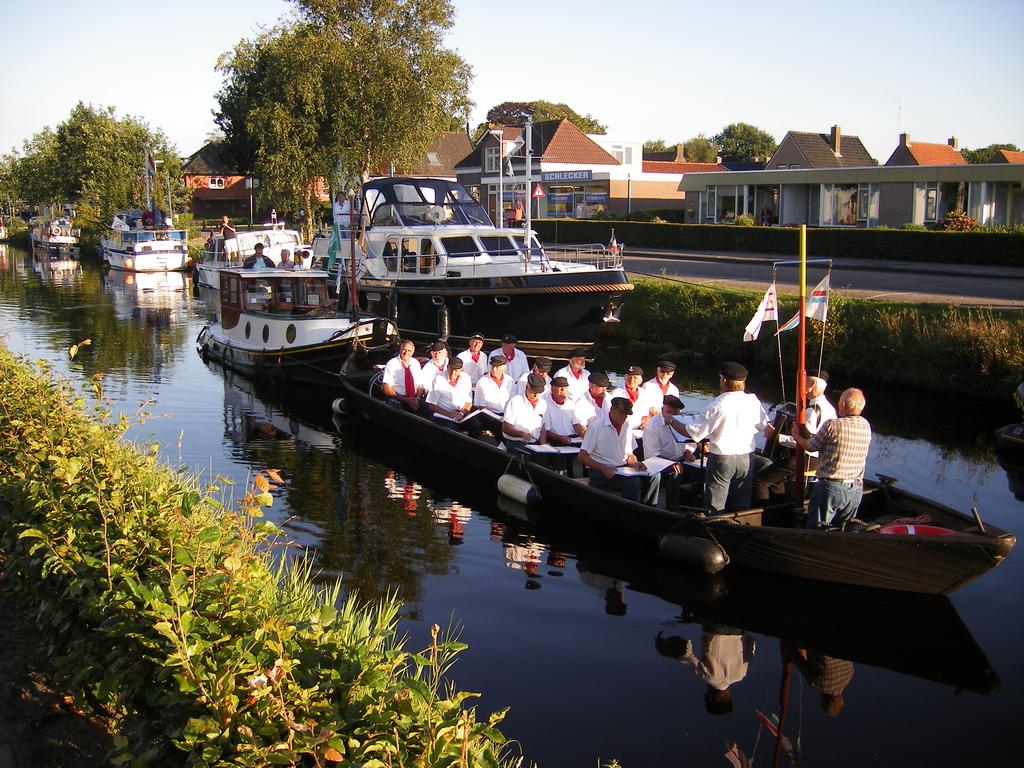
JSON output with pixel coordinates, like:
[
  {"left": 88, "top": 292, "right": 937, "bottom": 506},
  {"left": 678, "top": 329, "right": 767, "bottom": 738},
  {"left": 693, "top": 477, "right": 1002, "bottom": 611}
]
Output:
[{"left": 543, "top": 243, "right": 624, "bottom": 270}]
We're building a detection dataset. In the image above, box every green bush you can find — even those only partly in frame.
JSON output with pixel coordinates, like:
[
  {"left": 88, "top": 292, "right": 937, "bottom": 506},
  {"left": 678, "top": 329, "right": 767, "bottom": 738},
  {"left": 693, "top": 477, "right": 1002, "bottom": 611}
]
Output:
[
  {"left": 734, "top": 214, "right": 755, "bottom": 227},
  {"left": 0, "top": 346, "right": 512, "bottom": 767},
  {"left": 533, "top": 219, "right": 1024, "bottom": 265}
]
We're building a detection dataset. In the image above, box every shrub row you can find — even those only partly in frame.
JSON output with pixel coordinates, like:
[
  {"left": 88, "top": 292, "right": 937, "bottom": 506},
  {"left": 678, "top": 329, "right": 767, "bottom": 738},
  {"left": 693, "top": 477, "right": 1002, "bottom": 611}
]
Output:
[
  {"left": 602, "top": 278, "right": 1024, "bottom": 401},
  {"left": 0, "top": 346, "right": 510, "bottom": 767},
  {"left": 534, "top": 219, "right": 1024, "bottom": 266}
]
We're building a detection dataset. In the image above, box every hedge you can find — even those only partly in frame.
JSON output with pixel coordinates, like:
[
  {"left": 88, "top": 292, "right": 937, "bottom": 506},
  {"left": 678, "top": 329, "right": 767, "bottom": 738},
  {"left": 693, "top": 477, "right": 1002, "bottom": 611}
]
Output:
[
  {"left": 534, "top": 219, "right": 1024, "bottom": 266},
  {"left": 0, "top": 345, "right": 512, "bottom": 767}
]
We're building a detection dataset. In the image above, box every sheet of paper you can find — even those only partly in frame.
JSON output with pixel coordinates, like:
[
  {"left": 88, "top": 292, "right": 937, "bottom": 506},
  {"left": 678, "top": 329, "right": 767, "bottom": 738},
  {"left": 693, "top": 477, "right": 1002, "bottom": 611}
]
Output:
[{"left": 615, "top": 456, "right": 676, "bottom": 477}]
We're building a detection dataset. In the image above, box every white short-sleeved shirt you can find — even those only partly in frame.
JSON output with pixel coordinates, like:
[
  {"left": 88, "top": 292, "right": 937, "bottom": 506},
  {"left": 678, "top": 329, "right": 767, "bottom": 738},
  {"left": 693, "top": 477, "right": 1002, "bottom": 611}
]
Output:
[
  {"left": 680, "top": 390, "right": 769, "bottom": 456},
  {"left": 543, "top": 397, "right": 578, "bottom": 438},
  {"left": 426, "top": 373, "right": 473, "bottom": 412},
  {"left": 574, "top": 390, "right": 611, "bottom": 428},
  {"left": 499, "top": 348, "right": 530, "bottom": 382},
  {"left": 640, "top": 378, "right": 681, "bottom": 412},
  {"left": 457, "top": 348, "right": 490, "bottom": 385},
  {"left": 382, "top": 356, "right": 422, "bottom": 397},
  {"left": 503, "top": 394, "right": 547, "bottom": 443},
  {"left": 580, "top": 412, "right": 635, "bottom": 468},
  {"left": 474, "top": 373, "right": 513, "bottom": 414},
  {"left": 418, "top": 359, "right": 448, "bottom": 394},
  {"left": 642, "top": 413, "right": 691, "bottom": 461},
  {"left": 553, "top": 365, "right": 590, "bottom": 402}
]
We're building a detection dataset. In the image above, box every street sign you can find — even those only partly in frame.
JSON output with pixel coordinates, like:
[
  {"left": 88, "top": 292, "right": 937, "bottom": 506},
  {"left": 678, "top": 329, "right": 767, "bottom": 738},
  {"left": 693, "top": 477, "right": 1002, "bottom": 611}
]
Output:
[{"left": 532, "top": 183, "right": 544, "bottom": 198}]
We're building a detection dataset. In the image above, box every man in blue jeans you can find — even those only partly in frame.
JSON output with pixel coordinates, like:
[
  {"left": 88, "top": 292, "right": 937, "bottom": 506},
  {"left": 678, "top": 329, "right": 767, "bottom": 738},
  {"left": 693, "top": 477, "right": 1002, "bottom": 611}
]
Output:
[{"left": 791, "top": 387, "right": 872, "bottom": 528}]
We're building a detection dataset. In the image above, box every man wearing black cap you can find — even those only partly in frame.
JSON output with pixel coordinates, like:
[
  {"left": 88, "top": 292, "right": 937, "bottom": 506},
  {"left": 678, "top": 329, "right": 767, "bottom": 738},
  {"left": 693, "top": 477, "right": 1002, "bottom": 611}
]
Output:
[
  {"left": 499, "top": 334, "right": 530, "bottom": 382},
  {"left": 678, "top": 362, "right": 769, "bottom": 513},
  {"left": 641, "top": 360, "right": 681, "bottom": 416},
  {"left": 502, "top": 373, "right": 549, "bottom": 453},
  {"left": 543, "top": 376, "right": 578, "bottom": 446},
  {"left": 642, "top": 394, "right": 698, "bottom": 510},
  {"left": 611, "top": 366, "right": 653, "bottom": 431},
  {"left": 457, "top": 333, "right": 489, "bottom": 386},
  {"left": 573, "top": 371, "right": 611, "bottom": 436},
  {"left": 579, "top": 396, "right": 660, "bottom": 505},
  {"left": 418, "top": 340, "right": 449, "bottom": 397},
  {"left": 553, "top": 347, "right": 591, "bottom": 402},
  {"left": 474, "top": 353, "right": 514, "bottom": 441},
  {"left": 515, "top": 356, "right": 552, "bottom": 397},
  {"left": 425, "top": 357, "right": 476, "bottom": 431}
]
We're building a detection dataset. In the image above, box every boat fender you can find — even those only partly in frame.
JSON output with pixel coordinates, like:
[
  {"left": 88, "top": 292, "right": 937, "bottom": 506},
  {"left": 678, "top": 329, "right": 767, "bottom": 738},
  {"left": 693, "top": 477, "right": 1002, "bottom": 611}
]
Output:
[
  {"left": 878, "top": 524, "right": 953, "bottom": 536},
  {"left": 331, "top": 397, "right": 351, "bottom": 416},
  {"left": 497, "top": 473, "right": 541, "bottom": 505},
  {"left": 658, "top": 534, "right": 730, "bottom": 574}
]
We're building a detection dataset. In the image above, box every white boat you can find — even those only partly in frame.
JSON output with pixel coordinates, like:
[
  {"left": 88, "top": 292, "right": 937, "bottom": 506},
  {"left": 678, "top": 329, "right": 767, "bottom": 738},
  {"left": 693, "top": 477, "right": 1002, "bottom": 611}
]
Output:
[
  {"left": 197, "top": 268, "right": 397, "bottom": 386},
  {"left": 100, "top": 210, "right": 191, "bottom": 272},
  {"left": 329, "top": 177, "right": 633, "bottom": 357},
  {"left": 194, "top": 221, "right": 306, "bottom": 289},
  {"left": 0, "top": 222, "right": 8, "bottom": 241},
  {"left": 29, "top": 215, "right": 80, "bottom": 257}
]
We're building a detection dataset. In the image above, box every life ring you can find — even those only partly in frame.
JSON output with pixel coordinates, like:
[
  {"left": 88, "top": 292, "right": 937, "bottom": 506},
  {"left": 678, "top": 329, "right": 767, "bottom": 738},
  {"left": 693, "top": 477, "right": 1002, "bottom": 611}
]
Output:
[
  {"left": 50, "top": 225, "right": 61, "bottom": 237},
  {"left": 879, "top": 524, "right": 953, "bottom": 536}
]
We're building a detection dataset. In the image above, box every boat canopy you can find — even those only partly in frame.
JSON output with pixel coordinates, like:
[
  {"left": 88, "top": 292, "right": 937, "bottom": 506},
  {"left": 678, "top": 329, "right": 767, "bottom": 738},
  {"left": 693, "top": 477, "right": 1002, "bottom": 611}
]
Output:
[{"left": 362, "top": 177, "right": 492, "bottom": 229}]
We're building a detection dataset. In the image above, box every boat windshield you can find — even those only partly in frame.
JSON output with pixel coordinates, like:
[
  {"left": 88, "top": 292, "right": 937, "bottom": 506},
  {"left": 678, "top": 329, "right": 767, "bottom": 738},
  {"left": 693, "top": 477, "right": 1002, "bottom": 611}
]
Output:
[{"left": 363, "top": 178, "right": 492, "bottom": 228}]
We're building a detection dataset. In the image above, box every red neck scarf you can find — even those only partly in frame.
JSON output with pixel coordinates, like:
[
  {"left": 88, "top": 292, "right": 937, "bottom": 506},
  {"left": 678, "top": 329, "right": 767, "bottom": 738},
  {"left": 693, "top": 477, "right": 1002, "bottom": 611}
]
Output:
[
  {"left": 570, "top": 368, "right": 582, "bottom": 379},
  {"left": 658, "top": 380, "right": 670, "bottom": 395},
  {"left": 504, "top": 350, "right": 515, "bottom": 362},
  {"left": 491, "top": 373, "right": 503, "bottom": 385},
  {"left": 593, "top": 393, "right": 604, "bottom": 408},
  {"left": 471, "top": 351, "right": 480, "bottom": 362},
  {"left": 626, "top": 387, "right": 639, "bottom": 403}
]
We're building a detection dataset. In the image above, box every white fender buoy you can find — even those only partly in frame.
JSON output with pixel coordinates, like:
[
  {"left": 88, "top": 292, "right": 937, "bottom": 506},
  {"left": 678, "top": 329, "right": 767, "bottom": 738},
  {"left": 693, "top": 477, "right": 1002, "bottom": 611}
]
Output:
[
  {"left": 331, "top": 397, "right": 351, "bottom": 416},
  {"left": 658, "top": 534, "right": 729, "bottom": 574},
  {"left": 497, "top": 473, "right": 541, "bottom": 505}
]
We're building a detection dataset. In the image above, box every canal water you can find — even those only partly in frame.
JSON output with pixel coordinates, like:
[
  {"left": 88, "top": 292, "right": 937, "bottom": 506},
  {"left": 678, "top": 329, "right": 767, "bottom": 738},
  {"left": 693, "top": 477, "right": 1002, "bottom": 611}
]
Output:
[{"left": 1, "top": 242, "right": 1021, "bottom": 767}]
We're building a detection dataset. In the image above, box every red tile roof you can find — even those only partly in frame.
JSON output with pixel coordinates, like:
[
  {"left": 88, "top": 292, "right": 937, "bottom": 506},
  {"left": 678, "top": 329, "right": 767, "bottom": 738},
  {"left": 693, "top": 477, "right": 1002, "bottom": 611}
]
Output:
[
  {"left": 534, "top": 120, "right": 619, "bottom": 165},
  {"left": 642, "top": 160, "right": 727, "bottom": 174},
  {"left": 906, "top": 142, "right": 966, "bottom": 166},
  {"left": 995, "top": 149, "right": 1024, "bottom": 164}
]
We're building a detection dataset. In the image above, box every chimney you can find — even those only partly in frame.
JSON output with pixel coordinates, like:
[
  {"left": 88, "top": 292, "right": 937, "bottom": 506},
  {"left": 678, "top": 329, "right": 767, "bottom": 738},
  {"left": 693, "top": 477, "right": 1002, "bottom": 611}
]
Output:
[
  {"left": 948, "top": 136, "right": 959, "bottom": 150},
  {"left": 899, "top": 132, "right": 911, "bottom": 147},
  {"left": 674, "top": 143, "right": 686, "bottom": 163},
  {"left": 831, "top": 124, "right": 842, "bottom": 156}
]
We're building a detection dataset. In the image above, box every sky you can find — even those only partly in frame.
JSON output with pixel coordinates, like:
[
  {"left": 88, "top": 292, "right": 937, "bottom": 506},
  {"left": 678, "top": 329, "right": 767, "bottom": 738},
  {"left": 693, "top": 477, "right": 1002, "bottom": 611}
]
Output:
[{"left": 2, "top": 0, "right": 1022, "bottom": 163}]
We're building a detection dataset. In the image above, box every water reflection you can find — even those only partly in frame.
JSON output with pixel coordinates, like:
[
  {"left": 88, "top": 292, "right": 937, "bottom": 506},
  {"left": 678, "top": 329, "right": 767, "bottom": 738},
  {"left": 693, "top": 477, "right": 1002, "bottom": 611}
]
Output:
[{"left": 31, "top": 252, "right": 82, "bottom": 285}]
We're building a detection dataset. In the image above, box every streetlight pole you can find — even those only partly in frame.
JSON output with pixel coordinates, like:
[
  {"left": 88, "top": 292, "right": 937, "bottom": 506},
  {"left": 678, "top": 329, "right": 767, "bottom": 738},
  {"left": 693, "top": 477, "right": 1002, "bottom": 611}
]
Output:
[{"left": 489, "top": 129, "right": 504, "bottom": 226}]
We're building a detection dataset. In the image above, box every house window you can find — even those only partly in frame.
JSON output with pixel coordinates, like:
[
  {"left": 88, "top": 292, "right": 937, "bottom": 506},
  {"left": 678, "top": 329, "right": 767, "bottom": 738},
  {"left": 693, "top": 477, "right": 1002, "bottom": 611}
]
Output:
[
  {"left": 209, "top": 177, "right": 225, "bottom": 189},
  {"left": 923, "top": 183, "right": 938, "bottom": 222},
  {"left": 610, "top": 145, "right": 633, "bottom": 164},
  {"left": 484, "top": 147, "right": 499, "bottom": 173}
]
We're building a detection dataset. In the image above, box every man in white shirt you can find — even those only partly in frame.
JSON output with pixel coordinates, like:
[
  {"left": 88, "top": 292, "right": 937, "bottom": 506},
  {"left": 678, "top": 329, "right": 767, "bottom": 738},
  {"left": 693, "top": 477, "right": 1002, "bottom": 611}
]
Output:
[
  {"left": 579, "top": 397, "right": 660, "bottom": 505},
  {"left": 641, "top": 360, "right": 681, "bottom": 417},
  {"left": 609, "top": 366, "right": 653, "bottom": 433},
  {"left": 502, "top": 373, "right": 548, "bottom": 454},
  {"left": 425, "top": 357, "right": 480, "bottom": 435},
  {"left": 642, "top": 394, "right": 698, "bottom": 510},
  {"left": 418, "top": 340, "right": 449, "bottom": 396},
  {"left": 497, "top": 334, "right": 530, "bottom": 382},
  {"left": 553, "top": 347, "right": 590, "bottom": 402},
  {"left": 474, "top": 354, "right": 514, "bottom": 441},
  {"left": 573, "top": 371, "right": 611, "bottom": 437},
  {"left": 515, "top": 356, "right": 552, "bottom": 397},
  {"left": 678, "top": 362, "right": 769, "bottom": 514},
  {"left": 381, "top": 339, "right": 423, "bottom": 412},
  {"left": 456, "top": 333, "right": 489, "bottom": 386}
]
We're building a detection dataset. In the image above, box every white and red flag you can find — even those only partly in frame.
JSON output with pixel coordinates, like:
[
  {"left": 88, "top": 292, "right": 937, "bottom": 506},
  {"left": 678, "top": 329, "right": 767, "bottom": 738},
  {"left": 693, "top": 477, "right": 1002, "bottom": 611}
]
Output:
[
  {"left": 776, "top": 274, "right": 830, "bottom": 334},
  {"left": 743, "top": 281, "right": 778, "bottom": 341}
]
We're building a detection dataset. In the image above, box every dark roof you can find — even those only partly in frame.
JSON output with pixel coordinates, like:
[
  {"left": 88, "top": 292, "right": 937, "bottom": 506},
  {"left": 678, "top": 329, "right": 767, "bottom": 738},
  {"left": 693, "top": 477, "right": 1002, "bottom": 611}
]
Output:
[
  {"left": 182, "top": 142, "right": 239, "bottom": 176},
  {"left": 399, "top": 132, "right": 473, "bottom": 177},
  {"left": 721, "top": 160, "right": 765, "bottom": 171},
  {"left": 770, "top": 131, "right": 876, "bottom": 168},
  {"left": 455, "top": 120, "right": 619, "bottom": 169}
]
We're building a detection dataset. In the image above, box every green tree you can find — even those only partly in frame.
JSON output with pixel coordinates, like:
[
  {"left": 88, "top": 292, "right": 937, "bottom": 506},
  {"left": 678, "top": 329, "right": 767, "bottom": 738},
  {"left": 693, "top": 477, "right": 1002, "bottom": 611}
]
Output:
[
  {"left": 215, "top": 0, "right": 472, "bottom": 238},
  {"left": 483, "top": 100, "right": 607, "bottom": 134},
  {"left": 644, "top": 139, "right": 670, "bottom": 153},
  {"left": 683, "top": 133, "right": 718, "bottom": 163},
  {"left": 712, "top": 122, "right": 777, "bottom": 162},
  {"left": 962, "top": 143, "right": 1020, "bottom": 164}
]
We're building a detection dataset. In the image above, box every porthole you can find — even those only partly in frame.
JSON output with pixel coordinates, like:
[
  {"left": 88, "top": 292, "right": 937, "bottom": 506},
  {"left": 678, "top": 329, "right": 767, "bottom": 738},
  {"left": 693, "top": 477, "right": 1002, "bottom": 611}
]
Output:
[
  {"left": 460, "top": 296, "right": 474, "bottom": 306},
  {"left": 286, "top": 324, "right": 297, "bottom": 343},
  {"left": 244, "top": 321, "right": 251, "bottom": 338},
  {"left": 262, "top": 325, "right": 270, "bottom": 343},
  {"left": 431, "top": 296, "right": 444, "bottom": 306},
  {"left": 494, "top": 295, "right": 511, "bottom": 305}
]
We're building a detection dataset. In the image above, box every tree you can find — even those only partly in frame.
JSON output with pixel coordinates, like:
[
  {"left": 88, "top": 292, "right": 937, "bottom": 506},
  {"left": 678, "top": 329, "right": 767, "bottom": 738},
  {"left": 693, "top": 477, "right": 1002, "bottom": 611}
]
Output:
[
  {"left": 962, "top": 143, "right": 1020, "bottom": 164},
  {"left": 683, "top": 134, "right": 718, "bottom": 164},
  {"left": 483, "top": 100, "right": 607, "bottom": 134},
  {"left": 215, "top": 0, "right": 472, "bottom": 238},
  {"left": 643, "top": 139, "right": 670, "bottom": 153},
  {"left": 712, "top": 122, "right": 777, "bottom": 162}
]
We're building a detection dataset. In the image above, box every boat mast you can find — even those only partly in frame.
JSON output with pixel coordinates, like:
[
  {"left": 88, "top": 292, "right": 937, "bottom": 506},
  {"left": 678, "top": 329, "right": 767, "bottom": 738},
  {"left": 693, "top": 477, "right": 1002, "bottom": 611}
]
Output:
[
  {"left": 524, "top": 116, "right": 533, "bottom": 260},
  {"left": 794, "top": 225, "right": 808, "bottom": 499},
  {"left": 348, "top": 189, "right": 358, "bottom": 322}
]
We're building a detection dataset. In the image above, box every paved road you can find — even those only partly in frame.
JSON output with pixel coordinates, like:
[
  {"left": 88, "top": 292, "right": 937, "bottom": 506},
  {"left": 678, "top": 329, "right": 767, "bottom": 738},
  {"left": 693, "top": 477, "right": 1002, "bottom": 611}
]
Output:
[{"left": 623, "top": 248, "right": 1024, "bottom": 308}]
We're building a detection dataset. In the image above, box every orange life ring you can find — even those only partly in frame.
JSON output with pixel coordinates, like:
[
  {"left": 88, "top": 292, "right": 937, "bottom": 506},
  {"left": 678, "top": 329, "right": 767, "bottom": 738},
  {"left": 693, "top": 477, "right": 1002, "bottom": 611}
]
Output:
[{"left": 879, "top": 524, "right": 953, "bottom": 536}]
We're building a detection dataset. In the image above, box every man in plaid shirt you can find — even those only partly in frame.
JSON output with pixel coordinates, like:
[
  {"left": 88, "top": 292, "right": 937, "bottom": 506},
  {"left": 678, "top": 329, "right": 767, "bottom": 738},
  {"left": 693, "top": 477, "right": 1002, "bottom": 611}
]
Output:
[{"left": 791, "top": 387, "right": 871, "bottom": 528}]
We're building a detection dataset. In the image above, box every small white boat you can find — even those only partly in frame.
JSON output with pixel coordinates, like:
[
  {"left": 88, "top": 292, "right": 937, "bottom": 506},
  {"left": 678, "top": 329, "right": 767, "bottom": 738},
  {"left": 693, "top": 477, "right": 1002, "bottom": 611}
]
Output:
[
  {"left": 0, "top": 222, "right": 8, "bottom": 241},
  {"left": 197, "top": 268, "right": 397, "bottom": 386},
  {"left": 29, "top": 215, "right": 80, "bottom": 257},
  {"left": 100, "top": 210, "right": 191, "bottom": 272},
  {"left": 194, "top": 221, "right": 306, "bottom": 289}
]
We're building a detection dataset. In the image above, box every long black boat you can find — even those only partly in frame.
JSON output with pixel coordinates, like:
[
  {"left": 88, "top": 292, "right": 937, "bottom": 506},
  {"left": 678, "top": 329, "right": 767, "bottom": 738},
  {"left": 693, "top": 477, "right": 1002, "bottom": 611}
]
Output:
[{"left": 335, "top": 355, "right": 1016, "bottom": 595}]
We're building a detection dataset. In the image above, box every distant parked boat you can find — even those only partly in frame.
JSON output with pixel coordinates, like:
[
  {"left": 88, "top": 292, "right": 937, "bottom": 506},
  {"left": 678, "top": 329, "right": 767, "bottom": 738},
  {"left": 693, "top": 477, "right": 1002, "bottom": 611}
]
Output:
[
  {"left": 29, "top": 214, "right": 80, "bottom": 258},
  {"left": 99, "top": 210, "right": 191, "bottom": 272}
]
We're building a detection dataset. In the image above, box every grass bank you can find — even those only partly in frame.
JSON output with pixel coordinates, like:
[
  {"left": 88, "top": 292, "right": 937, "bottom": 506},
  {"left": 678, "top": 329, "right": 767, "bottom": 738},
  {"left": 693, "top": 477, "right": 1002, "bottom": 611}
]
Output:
[
  {"left": 602, "top": 278, "right": 1024, "bottom": 402},
  {"left": 0, "top": 345, "right": 511, "bottom": 767}
]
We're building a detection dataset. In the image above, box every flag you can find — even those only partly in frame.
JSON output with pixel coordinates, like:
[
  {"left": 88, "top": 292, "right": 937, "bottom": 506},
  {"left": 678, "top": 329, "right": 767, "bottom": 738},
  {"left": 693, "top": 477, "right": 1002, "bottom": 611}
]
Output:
[
  {"left": 505, "top": 155, "right": 514, "bottom": 178},
  {"left": 144, "top": 146, "right": 156, "bottom": 179},
  {"left": 743, "top": 282, "right": 778, "bottom": 341},
  {"left": 776, "top": 274, "right": 830, "bottom": 335},
  {"left": 608, "top": 230, "right": 620, "bottom": 256}
]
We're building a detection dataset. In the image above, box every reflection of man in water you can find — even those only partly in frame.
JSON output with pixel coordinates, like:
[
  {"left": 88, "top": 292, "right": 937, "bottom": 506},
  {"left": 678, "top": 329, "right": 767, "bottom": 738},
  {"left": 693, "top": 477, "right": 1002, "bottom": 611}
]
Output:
[
  {"left": 656, "top": 625, "right": 756, "bottom": 715},
  {"left": 781, "top": 643, "right": 854, "bottom": 716}
]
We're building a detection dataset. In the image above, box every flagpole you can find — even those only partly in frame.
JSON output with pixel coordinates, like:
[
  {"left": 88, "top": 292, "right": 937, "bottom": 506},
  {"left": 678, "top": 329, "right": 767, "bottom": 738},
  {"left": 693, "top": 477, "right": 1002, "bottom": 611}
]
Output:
[
  {"left": 817, "top": 267, "right": 831, "bottom": 376},
  {"left": 792, "top": 225, "right": 808, "bottom": 505},
  {"left": 773, "top": 265, "right": 785, "bottom": 403}
]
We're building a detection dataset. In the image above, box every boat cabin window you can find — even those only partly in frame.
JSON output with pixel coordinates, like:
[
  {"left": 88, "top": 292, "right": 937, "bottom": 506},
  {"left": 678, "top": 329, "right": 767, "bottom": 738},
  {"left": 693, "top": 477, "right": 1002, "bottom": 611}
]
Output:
[
  {"left": 439, "top": 236, "right": 481, "bottom": 260},
  {"left": 243, "top": 280, "right": 274, "bottom": 311},
  {"left": 401, "top": 238, "right": 420, "bottom": 274},
  {"left": 383, "top": 239, "right": 400, "bottom": 272},
  {"left": 372, "top": 204, "right": 400, "bottom": 227},
  {"left": 479, "top": 236, "right": 519, "bottom": 258}
]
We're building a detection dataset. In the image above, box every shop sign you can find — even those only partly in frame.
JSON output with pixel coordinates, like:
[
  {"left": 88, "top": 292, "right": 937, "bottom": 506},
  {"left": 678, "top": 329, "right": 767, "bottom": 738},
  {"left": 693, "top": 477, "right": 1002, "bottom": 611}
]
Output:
[{"left": 541, "top": 170, "right": 593, "bottom": 183}]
